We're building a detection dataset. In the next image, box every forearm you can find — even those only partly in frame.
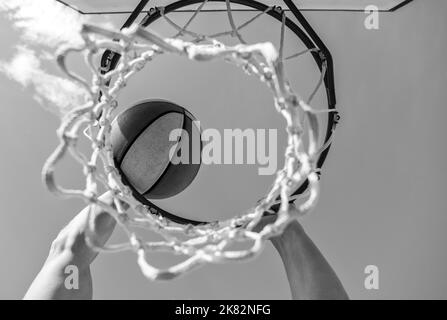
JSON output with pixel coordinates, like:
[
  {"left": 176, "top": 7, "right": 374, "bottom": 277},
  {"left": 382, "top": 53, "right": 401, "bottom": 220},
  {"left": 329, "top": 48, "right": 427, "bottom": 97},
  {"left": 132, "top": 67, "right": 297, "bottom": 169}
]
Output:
[
  {"left": 24, "top": 220, "right": 99, "bottom": 300},
  {"left": 24, "top": 252, "right": 93, "bottom": 300},
  {"left": 24, "top": 192, "right": 117, "bottom": 300},
  {"left": 272, "top": 221, "right": 348, "bottom": 300}
]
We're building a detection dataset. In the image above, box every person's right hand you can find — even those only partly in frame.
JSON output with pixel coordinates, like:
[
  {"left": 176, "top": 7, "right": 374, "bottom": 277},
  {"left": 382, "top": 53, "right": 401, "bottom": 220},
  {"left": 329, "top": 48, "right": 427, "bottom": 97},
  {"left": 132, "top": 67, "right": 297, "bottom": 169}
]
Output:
[{"left": 24, "top": 191, "right": 119, "bottom": 299}]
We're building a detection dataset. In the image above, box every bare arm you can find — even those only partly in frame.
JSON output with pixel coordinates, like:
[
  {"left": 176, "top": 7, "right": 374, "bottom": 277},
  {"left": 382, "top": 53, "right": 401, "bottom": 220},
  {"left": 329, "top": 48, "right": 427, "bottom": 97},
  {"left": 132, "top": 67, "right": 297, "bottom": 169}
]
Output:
[
  {"left": 24, "top": 192, "right": 117, "bottom": 300},
  {"left": 270, "top": 220, "right": 348, "bottom": 300}
]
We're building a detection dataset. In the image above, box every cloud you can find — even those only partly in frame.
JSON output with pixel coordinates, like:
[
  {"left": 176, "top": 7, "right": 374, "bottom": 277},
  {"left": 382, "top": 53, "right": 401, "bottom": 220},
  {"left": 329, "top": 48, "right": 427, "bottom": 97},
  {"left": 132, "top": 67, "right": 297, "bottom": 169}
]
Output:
[
  {"left": 0, "top": 46, "right": 88, "bottom": 115},
  {"left": 0, "top": 0, "right": 117, "bottom": 116},
  {"left": 0, "top": 0, "right": 87, "bottom": 48}
]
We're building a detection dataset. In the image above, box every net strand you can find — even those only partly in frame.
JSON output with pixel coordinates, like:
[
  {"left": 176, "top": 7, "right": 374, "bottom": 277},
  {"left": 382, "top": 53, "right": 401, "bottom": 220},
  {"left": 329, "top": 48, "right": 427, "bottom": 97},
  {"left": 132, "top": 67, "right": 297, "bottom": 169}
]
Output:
[{"left": 225, "top": 0, "right": 247, "bottom": 44}]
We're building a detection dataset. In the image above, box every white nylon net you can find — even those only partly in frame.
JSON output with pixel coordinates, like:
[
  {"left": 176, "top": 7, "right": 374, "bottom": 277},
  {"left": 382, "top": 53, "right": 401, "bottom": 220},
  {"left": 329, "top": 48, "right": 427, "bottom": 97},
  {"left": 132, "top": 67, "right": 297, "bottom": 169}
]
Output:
[{"left": 43, "top": 1, "right": 334, "bottom": 280}]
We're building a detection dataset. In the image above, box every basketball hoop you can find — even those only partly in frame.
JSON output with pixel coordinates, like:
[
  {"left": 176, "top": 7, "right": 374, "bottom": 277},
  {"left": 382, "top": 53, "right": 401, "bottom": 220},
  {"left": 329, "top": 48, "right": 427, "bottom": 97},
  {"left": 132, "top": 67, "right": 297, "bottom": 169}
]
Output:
[{"left": 42, "top": 0, "right": 338, "bottom": 280}]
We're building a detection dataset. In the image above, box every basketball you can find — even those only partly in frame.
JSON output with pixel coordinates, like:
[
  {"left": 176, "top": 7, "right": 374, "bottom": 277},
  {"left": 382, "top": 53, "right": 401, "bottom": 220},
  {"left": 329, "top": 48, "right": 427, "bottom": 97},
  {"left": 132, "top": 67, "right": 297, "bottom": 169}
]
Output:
[{"left": 110, "top": 99, "right": 202, "bottom": 200}]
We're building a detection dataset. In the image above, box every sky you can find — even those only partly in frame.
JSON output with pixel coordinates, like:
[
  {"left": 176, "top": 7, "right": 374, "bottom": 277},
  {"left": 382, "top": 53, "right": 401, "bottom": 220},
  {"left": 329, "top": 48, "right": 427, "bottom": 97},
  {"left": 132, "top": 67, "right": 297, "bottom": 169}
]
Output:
[{"left": 0, "top": 0, "right": 446, "bottom": 299}]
